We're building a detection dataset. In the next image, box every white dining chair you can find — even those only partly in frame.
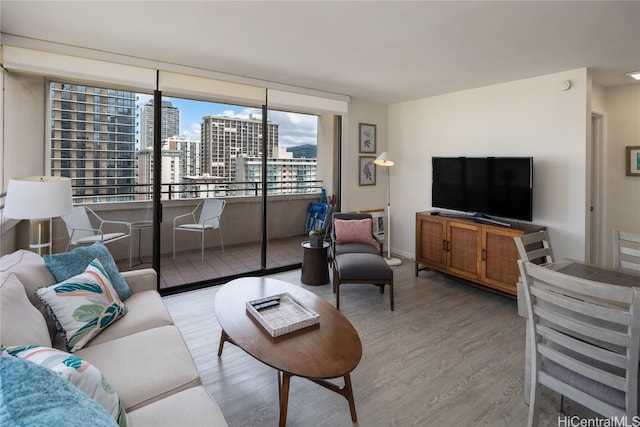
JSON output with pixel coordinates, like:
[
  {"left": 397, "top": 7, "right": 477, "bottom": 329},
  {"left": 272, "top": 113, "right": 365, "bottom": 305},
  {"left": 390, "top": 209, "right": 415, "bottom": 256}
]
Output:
[
  {"left": 518, "top": 260, "right": 640, "bottom": 427},
  {"left": 514, "top": 230, "right": 555, "bottom": 266},
  {"left": 173, "top": 199, "right": 226, "bottom": 263},
  {"left": 514, "top": 230, "right": 555, "bottom": 318},
  {"left": 613, "top": 229, "right": 640, "bottom": 272}
]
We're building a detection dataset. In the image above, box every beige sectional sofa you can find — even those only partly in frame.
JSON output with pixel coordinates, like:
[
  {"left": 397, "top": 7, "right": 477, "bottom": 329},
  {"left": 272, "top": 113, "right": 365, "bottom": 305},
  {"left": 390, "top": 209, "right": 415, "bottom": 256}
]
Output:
[{"left": 0, "top": 249, "right": 227, "bottom": 426}]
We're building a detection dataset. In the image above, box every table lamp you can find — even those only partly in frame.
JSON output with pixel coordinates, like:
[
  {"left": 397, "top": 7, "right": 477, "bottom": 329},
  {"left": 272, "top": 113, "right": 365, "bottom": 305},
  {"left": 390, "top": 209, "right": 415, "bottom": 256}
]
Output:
[
  {"left": 374, "top": 152, "right": 402, "bottom": 266},
  {"left": 4, "top": 176, "right": 73, "bottom": 255}
]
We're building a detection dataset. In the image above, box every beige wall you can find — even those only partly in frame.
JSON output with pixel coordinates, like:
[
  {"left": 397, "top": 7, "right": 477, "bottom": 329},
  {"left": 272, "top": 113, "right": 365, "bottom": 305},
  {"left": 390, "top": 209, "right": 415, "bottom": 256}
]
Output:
[
  {"left": 604, "top": 84, "right": 640, "bottom": 264},
  {"left": 342, "top": 98, "right": 388, "bottom": 213},
  {"left": 385, "top": 69, "right": 590, "bottom": 261}
]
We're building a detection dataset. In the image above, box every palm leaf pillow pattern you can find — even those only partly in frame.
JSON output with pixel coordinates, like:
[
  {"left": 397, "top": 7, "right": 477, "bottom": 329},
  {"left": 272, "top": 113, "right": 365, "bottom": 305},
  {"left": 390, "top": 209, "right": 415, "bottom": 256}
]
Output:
[{"left": 36, "top": 257, "right": 128, "bottom": 352}]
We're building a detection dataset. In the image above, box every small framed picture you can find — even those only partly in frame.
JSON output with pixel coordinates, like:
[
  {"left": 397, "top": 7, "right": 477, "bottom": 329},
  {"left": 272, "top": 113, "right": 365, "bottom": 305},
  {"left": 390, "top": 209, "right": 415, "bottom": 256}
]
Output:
[
  {"left": 626, "top": 146, "right": 640, "bottom": 176},
  {"left": 359, "top": 156, "right": 376, "bottom": 186},
  {"left": 359, "top": 123, "right": 376, "bottom": 153}
]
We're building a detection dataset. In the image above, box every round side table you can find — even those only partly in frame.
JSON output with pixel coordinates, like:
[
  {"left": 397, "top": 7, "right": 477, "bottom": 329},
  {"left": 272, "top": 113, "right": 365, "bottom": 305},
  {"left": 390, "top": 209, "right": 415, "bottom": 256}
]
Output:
[
  {"left": 130, "top": 220, "right": 153, "bottom": 265},
  {"left": 300, "top": 241, "right": 330, "bottom": 286}
]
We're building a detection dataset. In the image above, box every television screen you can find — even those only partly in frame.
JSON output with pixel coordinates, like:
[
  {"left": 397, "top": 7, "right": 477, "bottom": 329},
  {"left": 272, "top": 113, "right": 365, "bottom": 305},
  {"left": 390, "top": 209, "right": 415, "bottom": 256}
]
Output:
[{"left": 432, "top": 157, "right": 533, "bottom": 222}]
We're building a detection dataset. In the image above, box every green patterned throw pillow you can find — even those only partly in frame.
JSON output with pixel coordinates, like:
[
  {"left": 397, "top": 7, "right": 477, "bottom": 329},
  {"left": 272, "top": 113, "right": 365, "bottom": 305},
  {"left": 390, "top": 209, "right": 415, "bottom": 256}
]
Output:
[{"left": 36, "top": 257, "right": 128, "bottom": 352}]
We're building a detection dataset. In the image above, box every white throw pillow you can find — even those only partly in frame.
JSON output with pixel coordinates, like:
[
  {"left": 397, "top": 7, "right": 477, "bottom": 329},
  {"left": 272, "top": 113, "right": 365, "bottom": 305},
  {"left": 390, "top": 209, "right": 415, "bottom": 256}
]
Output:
[
  {"left": 0, "top": 273, "right": 51, "bottom": 347},
  {"left": 36, "top": 258, "right": 128, "bottom": 352}
]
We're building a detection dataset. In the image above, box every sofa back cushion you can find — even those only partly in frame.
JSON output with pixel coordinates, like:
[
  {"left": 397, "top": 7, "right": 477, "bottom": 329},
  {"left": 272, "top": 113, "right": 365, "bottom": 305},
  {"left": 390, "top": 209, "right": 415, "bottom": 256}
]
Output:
[
  {"left": 0, "top": 250, "right": 57, "bottom": 339},
  {"left": 0, "top": 273, "right": 52, "bottom": 348}
]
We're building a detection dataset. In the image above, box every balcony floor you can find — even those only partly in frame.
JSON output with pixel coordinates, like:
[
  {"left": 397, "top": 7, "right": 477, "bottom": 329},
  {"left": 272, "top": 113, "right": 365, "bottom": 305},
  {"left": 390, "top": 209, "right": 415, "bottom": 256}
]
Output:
[{"left": 120, "top": 235, "right": 310, "bottom": 289}]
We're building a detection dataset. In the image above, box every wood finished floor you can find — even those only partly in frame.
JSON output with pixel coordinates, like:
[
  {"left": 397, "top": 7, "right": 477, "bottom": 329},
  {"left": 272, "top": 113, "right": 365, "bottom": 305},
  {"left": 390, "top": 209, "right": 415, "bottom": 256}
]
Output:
[{"left": 163, "top": 259, "right": 600, "bottom": 427}]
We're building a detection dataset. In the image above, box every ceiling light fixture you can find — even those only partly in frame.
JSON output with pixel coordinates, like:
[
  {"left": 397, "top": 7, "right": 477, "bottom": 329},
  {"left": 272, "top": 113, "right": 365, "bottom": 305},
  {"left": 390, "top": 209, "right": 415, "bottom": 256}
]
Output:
[{"left": 626, "top": 71, "right": 640, "bottom": 80}]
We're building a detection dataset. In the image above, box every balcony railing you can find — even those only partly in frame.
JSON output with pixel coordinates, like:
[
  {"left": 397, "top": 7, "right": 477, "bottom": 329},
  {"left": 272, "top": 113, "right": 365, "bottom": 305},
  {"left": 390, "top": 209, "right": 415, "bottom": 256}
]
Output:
[{"left": 69, "top": 180, "right": 324, "bottom": 203}]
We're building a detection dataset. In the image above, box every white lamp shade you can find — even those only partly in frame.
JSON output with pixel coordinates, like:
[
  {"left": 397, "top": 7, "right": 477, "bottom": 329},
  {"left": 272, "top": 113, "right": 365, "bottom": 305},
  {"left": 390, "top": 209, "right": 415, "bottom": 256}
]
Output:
[
  {"left": 4, "top": 176, "right": 73, "bottom": 219},
  {"left": 374, "top": 152, "right": 394, "bottom": 167}
]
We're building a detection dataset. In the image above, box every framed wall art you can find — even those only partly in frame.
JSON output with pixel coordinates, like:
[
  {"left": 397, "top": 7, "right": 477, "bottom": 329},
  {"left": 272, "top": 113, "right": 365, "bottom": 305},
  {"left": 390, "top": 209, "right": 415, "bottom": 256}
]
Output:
[
  {"left": 359, "top": 156, "right": 376, "bottom": 186},
  {"left": 626, "top": 146, "right": 640, "bottom": 176},
  {"left": 359, "top": 123, "right": 376, "bottom": 153}
]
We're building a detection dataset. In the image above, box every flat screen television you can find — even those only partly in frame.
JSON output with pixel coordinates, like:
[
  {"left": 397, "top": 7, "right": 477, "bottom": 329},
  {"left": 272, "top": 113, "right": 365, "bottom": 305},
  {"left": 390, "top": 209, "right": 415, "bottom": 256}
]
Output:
[{"left": 432, "top": 156, "right": 533, "bottom": 223}]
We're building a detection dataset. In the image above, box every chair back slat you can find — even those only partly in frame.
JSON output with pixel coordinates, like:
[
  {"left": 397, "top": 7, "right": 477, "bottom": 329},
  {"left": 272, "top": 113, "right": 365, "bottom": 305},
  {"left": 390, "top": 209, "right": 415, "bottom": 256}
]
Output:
[
  {"left": 514, "top": 230, "right": 554, "bottom": 265},
  {"left": 538, "top": 344, "right": 627, "bottom": 391},
  {"left": 614, "top": 230, "right": 640, "bottom": 272},
  {"left": 537, "top": 324, "right": 627, "bottom": 369},
  {"left": 519, "top": 260, "right": 640, "bottom": 422}
]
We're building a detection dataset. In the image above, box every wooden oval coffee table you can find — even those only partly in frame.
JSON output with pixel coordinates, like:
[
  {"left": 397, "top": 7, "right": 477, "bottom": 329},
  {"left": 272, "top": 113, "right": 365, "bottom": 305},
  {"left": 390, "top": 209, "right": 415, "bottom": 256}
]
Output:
[{"left": 215, "top": 277, "right": 362, "bottom": 426}]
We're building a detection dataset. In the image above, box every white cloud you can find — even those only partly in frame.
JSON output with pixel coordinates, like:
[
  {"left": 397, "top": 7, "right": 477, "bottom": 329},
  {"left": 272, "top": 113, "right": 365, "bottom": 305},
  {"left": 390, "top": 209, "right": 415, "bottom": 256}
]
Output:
[
  {"left": 183, "top": 122, "right": 201, "bottom": 140},
  {"left": 269, "top": 111, "right": 318, "bottom": 147}
]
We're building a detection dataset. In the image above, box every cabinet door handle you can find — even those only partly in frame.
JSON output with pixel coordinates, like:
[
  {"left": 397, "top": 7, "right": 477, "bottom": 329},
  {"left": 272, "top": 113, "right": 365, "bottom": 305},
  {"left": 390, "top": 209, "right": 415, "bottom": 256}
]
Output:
[
  {"left": 443, "top": 239, "right": 447, "bottom": 251},
  {"left": 482, "top": 248, "right": 486, "bottom": 261}
]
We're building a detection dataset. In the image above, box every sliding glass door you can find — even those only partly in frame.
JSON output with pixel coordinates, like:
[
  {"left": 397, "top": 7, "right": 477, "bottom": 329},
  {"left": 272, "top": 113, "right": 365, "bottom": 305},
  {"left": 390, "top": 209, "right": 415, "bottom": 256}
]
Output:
[{"left": 49, "top": 80, "right": 338, "bottom": 292}]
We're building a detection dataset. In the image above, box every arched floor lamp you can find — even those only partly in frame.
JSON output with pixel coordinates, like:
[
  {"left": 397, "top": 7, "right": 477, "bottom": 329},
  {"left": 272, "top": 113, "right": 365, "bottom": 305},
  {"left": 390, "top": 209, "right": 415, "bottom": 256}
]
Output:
[{"left": 375, "top": 152, "right": 402, "bottom": 266}]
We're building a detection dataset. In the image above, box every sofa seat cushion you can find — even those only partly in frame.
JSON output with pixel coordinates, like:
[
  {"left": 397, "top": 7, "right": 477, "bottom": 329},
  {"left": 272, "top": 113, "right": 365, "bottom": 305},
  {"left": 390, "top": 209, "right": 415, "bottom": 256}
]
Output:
[
  {"left": 0, "top": 273, "right": 51, "bottom": 348},
  {"left": 36, "top": 258, "right": 128, "bottom": 352},
  {"left": 127, "top": 386, "right": 227, "bottom": 426},
  {"left": 75, "top": 325, "right": 201, "bottom": 412},
  {"left": 4, "top": 345, "right": 127, "bottom": 426},
  {"left": 0, "top": 356, "right": 118, "bottom": 427},
  {"left": 0, "top": 250, "right": 57, "bottom": 337},
  {"left": 84, "top": 290, "right": 173, "bottom": 347}
]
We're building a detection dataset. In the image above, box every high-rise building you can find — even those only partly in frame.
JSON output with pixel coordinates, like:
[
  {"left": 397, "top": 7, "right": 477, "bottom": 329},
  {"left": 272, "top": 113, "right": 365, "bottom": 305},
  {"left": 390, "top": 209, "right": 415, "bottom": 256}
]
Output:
[
  {"left": 137, "top": 135, "right": 200, "bottom": 200},
  {"left": 139, "top": 100, "right": 181, "bottom": 149},
  {"left": 200, "top": 115, "right": 279, "bottom": 180},
  {"left": 235, "top": 152, "right": 318, "bottom": 196},
  {"left": 49, "top": 82, "right": 137, "bottom": 203}
]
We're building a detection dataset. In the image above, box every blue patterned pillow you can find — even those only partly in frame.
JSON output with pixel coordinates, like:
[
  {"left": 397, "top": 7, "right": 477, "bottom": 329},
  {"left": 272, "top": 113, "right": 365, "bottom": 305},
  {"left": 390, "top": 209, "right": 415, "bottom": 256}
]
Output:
[
  {"left": 3, "top": 345, "right": 127, "bottom": 426},
  {"left": 0, "top": 355, "right": 118, "bottom": 426},
  {"left": 36, "top": 258, "right": 128, "bottom": 352},
  {"left": 44, "top": 242, "right": 132, "bottom": 301}
]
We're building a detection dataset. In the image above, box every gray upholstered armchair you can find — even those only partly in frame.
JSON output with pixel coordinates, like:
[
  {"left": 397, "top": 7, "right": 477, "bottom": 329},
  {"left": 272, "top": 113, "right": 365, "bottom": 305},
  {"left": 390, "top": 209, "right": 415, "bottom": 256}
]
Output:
[{"left": 330, "top": 212, "right": 393, "bottom": 311}]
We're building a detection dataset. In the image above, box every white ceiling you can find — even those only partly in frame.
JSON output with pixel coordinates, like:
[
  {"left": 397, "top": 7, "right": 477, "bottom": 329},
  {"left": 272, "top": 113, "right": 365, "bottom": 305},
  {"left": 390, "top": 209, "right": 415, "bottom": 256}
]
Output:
[{"left": 2, "top": 1, "right": 639, "bottom": 104}]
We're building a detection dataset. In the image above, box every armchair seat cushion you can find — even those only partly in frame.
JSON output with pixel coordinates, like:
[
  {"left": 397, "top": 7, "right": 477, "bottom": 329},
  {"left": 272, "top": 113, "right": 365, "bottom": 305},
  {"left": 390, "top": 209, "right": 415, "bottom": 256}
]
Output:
[
  {"left": 333, "top": 253, "right": 394, "bottom": 311},
  {"left": 333, "top": 242, "right": 382, "bottom": 257},
  {"left": 334, "top": 253, "right": 393, "bottom": 282}
]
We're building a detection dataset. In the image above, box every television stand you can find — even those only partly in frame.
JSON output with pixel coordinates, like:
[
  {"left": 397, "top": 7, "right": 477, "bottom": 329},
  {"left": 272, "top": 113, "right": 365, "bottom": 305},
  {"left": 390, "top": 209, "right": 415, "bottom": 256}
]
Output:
[{"left": 415, "top": 211, "right": 545, "bottom": 297}]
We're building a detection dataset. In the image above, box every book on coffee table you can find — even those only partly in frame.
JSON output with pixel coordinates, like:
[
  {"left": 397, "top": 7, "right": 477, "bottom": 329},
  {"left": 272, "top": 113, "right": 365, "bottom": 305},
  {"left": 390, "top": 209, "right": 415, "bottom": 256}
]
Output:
[{"left": 246, "top": 293, "right": 319, "bottom": 337}]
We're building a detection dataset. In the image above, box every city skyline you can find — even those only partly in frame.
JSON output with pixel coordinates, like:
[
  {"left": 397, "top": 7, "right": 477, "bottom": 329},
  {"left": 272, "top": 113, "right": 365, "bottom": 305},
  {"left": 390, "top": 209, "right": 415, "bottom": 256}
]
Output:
[{"left": 136, "top": 94, "right": 317, "bottom": 148}]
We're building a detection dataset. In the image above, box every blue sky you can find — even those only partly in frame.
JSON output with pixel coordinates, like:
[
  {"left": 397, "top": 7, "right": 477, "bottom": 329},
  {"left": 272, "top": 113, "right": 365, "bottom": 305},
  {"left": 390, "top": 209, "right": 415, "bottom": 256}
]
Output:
[{"left": 136, "top": 94, "right": 317, "bottom": 147}]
